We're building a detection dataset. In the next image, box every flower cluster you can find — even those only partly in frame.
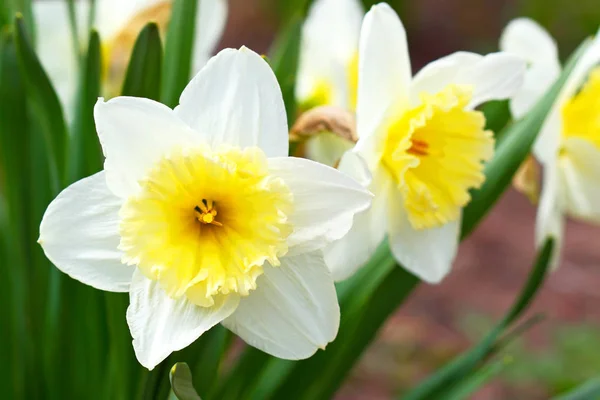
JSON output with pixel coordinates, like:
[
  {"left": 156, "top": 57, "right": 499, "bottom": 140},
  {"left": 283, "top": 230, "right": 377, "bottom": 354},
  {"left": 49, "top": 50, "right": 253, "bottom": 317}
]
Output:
[{"left": 35, "top": 0, "right": 600, "bottom": 375}]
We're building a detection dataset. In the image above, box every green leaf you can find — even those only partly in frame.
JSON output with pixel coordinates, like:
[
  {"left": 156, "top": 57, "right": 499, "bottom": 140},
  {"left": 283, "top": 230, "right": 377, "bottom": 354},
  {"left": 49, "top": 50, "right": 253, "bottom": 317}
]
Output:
[
  {"left": 170, "top": 363, "right": 202, "bottom": 400},
  {"left": 68, "top": 30, "right": 102, "bottom": 182},
  {"left": 161, "top": 0, "right": 197, "bottom": 108},
  {"left": 268, "top": 12, "right": 303, "bottom": 128},
  {"left": 461, "top": 38, "right": 591, "bottom": 239},
  {"left": 480, "top": 99, "right": 510, "bottom": 137},
  {"left": 401, "top": 239, "right": 554, "bottom": 400},
  {"left": 121, "top": 22, "right": 163, "bottom": 101},
  {"left": 0, "top": 27, "right": 32, "bottom": 399},
  {"left": 552, "top": 378, "right": 600, "bottom": 400},
  {"left": 442, "top": 356, "right": 511, "bottom": 400},
  {"left": 13, "top": 14, "right": 68, "bottom": 192}
]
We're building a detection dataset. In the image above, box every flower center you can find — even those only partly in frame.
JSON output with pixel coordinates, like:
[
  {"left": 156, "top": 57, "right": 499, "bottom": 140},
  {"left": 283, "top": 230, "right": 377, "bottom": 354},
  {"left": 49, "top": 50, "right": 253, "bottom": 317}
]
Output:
[
  {"left": 381, "top": 84, "right": 494, "bottom": 230},
  {"left": 194, "top": 199, "right": 222, "bottom": 226},
  {"left": 119, "top": 146, "right": 294, "bottom": 307},
  {"left": 102, "top": 1, "right": 173, "bottom": 96},
  {"left": 561, "top": 66, "right": 600, "bottom": 150}
]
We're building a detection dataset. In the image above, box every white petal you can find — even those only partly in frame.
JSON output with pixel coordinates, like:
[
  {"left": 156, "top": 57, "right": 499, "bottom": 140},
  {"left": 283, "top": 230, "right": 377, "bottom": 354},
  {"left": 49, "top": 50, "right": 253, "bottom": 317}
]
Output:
[
  {"left": 175, "top": 47, "right": 288, "bottom": 157},
  {"left": 499, "top": 18, "right": 561, "bottom": 118},
  {"left": 500, "top": 18, "right": 559, "bottom": 67},
  {"left": 268, "top": 156, "right": 372, "bottom": 255},
  {"left": 222, "top": 251, "right": 339, "bottom": 359},
  {"left": 324, "top": 166, "right": 390, "bottom": 281},
  {"left": 410, "top": 52, "right": 526, "bottom": 108},
  {"left": 534, "top": 33, "right": 600, "bottom": 164},
  {"left": 303, "top": 132, "right": 355, "bottom": 168},
  {"left": 33, "top": 1, "right": 89, "bottom": 120},
  {"left": 357, "top": 3, "right": 411, "bottom": 140},
  {"left": 296, "top": 0, "right": 363, "bottom": 108},
  {"left": 191, "top": 0, "right": 228, "bottom": 73},
  {"left": 560, "top": 138, "right": 600, "bottom": 223},
  {"left": 387, "top": 187, "right": 460, "bottom": 283},
  {"left": 127, "top": 269, "right": 239, "bottom": 370},
  {"left": 536, "top": 155, "right": 564, "bottom": 269},
  {"left": 94, "top": 96, "right": 200, "bottom": 198},
  {"left": 39, "top": 172, "right": 134, "bottom": 292}
]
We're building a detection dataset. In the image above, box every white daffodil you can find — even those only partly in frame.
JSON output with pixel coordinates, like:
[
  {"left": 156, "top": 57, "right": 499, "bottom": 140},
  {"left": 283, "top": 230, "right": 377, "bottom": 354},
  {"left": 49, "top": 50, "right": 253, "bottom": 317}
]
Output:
[
  {"left": 295, "top": 0, "right": 364, "bottom": 166},
  {"left": 33, "top": 0, "right": 227, "bottom": 118},
  {"left": 38, "top": 47, "right": 372, "bottom": 370},
  {"left": 324, "top": 3, "right": 526, "bottom": 283},
  {"left": 501, "top": 18, "right": 600, "bottom": 267}
]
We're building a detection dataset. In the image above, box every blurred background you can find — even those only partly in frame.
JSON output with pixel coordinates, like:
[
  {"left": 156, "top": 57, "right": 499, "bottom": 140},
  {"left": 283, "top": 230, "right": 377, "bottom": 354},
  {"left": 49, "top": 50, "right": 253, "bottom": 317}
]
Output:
[{"left": 220, "top": 0, "right": 600, "bottom": 398}]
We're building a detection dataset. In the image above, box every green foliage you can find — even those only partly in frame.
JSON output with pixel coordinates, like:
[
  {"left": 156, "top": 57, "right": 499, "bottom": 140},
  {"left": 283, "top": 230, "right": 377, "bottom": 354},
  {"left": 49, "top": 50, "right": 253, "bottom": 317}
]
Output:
[
  {"left": 14, "top": 15, "right": 67, "bottom": 191},
  {"left": 402, "top": 239, "right": 554, "bottom": 399},
  {"left": 161, "top": 0, "right": 197, "bottom": 108},
  {"left": 1, "top": 2, "right": 597, "bottom": 400},
  {"left": 122, "top": 23, "right": 163, "bottom": 101}
]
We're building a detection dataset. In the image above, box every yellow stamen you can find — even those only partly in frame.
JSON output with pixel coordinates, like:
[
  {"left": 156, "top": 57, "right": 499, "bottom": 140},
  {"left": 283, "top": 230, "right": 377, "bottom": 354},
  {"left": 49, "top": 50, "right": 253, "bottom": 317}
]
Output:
[
  {"left": 381, "top": 84, "right": 494, "bottom": 230},
  {"left": 194, "top": 201, "right": 222, "bottom": 226},
  {"left": 119, "top": 146, "right": 294, "bottom": 307}
]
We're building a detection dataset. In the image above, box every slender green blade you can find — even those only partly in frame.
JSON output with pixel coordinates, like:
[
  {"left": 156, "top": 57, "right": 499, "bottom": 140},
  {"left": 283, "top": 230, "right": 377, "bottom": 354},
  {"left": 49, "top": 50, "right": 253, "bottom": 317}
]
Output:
[
  {"left": 401, "top": 239, "right": 554, "bottom": 400},
  {"left": 170, "top": 363, "right": 202, "bottom": 400},
  {"left": 552, "top": 378, "right": 600, "bottom": 400},
  {"left": 461, "top": 38, "right": 591, "bottom": 239},
  {"left": 68, "top": 30, "right": 102, "bottom": 181},
  {"left": 121, "top": 22, "right": 163, "bottom": 101},
  {"left": 13, "top": 14, "right": 67, "bottom": 191},
  {"left": 442, "top": 357, "right": 510, "bottom": 400},
  {"left": 480, "top": 99, "right": 510, "bottom": 138},
  {"left": 161, "top": 0, "right": 197, "bottom": 108},
  {"left": 0, "top": 28, "right": 32, "bottom": 399},
  {"left": 268, "top": 12, "right": 303, "bottom": 127}
]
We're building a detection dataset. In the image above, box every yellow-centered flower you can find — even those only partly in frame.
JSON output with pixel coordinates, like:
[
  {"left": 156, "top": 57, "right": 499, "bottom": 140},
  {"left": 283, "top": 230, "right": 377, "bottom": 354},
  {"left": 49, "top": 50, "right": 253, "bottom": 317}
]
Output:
[
  {"left": 295, "top": 0, "right": 364, "bottom": 166},
  {"left": 39, "top": 48, "right": 372, "bottom": 369},
  {"left": 33, "top": 0, "right": 227, "bottom": 118},
  {"left": 501, "top": 18, "right": 600, "bottom": 268},
  {"left": 324, "top": 3, "right": 525, "bottom": 283}
]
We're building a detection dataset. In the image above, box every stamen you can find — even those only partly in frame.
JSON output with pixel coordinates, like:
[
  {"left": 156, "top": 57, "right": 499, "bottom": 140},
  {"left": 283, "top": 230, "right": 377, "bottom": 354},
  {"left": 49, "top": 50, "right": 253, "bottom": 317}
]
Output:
[
  {"left": 408, "top": 139, "right": 429, "bottom": 156},
  {"left": 195, "top": 200, "right": 223, "bottom": 226}
]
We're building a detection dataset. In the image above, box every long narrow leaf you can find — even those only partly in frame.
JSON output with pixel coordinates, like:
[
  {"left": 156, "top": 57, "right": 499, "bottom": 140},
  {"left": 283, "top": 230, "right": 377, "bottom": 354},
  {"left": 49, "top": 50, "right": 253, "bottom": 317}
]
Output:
[
  {"left": 401, "top": 239, "right": 554, "bottom": 400},
  {"left": 552, "top": 378, "right": 600, "bottom": 400},
  {"left": 121, "top": 22, "right": 162, "bottom": 101},
  {"left": 68, "top": 30, "right": 102, "bottom": 181},
  {"left": 268, "top": 12, "right": 303, "bottom": 127},
  {"left": 161, "top": 0, "right": 197, "bottom": 108},
  {"left": 14, "top": 15, "right": 68, "bottom": 191}
]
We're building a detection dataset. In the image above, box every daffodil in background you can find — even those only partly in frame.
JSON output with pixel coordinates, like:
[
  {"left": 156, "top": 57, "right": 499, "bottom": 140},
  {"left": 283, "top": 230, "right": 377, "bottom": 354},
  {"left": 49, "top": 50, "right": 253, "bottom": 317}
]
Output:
[
  {"left": 38, "top": 47, "right": 372, "bottom": 369},
  {"left": 501, "top": 18, "right": 600, "bottom": 268},
  {"left": 33, "top": 0, "right": 227, "bottom": 118},
  {"left": 325, "top": 3, "right": 526, "bottom": 283},
  {"left": 294, "top": 0, "right": 364, "bottom": 167}
]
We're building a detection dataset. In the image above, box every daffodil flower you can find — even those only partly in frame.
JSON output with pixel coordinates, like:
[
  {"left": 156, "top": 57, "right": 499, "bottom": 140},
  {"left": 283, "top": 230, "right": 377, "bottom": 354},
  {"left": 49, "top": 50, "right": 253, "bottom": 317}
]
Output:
[
  {"left": 325, "top": 3, "right": 526, "bottom": 283},
  {"left": 38, "top": 47, "right": 372, "bottom": 370},
  {"left": 33, "top": 0, "right": 227, "bottom": 118},
  {"left": 501, "top": 18, "right": 600, "bottom": 267},
  {"left": 295, "top": 0, "right": 364, "bottom": 166}
]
